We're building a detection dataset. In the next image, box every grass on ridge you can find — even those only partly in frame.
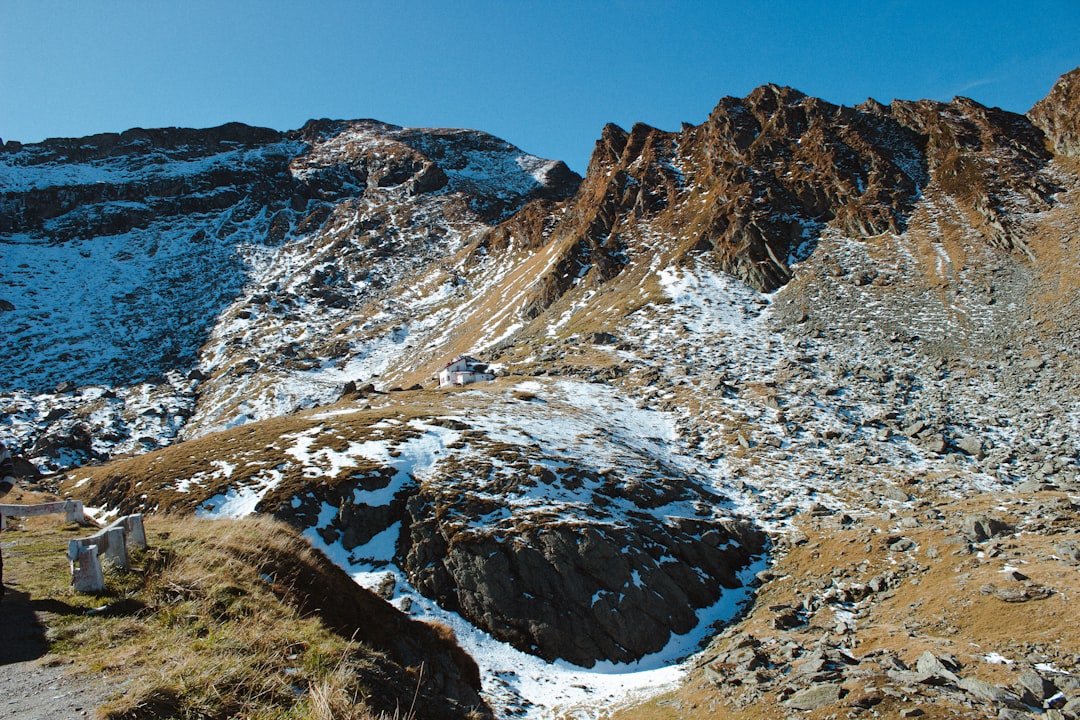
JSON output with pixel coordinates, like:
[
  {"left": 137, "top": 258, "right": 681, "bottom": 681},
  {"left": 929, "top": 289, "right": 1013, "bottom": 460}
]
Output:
[{"left": 3, "top": 504, "right": 454, "bottom": 720}]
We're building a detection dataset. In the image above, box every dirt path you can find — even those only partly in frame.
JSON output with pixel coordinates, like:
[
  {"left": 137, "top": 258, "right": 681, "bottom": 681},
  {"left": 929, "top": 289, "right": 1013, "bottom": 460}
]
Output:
[{"left": 1, "top": 546, "right": 112, "bottom": 719}]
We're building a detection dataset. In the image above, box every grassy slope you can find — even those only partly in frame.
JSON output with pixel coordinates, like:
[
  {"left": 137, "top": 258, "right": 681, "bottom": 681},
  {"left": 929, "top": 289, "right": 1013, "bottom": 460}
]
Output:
[{"left": 2, "top": 489, "right": 487, "bottom": 720}]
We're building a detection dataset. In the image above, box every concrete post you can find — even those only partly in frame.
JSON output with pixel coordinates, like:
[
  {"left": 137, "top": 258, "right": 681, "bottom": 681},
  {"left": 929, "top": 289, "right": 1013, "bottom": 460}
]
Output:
[{"left": 69, "top": 543, "right": 105, "bottom": 593}]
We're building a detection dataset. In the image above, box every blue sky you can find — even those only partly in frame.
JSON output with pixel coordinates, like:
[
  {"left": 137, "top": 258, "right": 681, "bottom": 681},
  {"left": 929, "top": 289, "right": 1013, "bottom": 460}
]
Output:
[{"left": 2, "top": 1, "right": 1078, "bottom": 172}]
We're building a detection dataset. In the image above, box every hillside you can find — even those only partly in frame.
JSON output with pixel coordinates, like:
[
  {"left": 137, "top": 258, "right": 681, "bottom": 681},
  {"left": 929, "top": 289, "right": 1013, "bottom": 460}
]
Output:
[
  {"left": 0, "top": 490, "right": 489, "bottom": 720},
  {"left": 2, "top": 67, "right": 1079, "bottom": 718}
]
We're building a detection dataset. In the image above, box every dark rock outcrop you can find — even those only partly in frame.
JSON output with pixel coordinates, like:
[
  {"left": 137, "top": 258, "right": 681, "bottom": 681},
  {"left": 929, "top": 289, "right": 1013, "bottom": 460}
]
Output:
[
  {"left": 398, "top": 458, "right": 767, "bottom": 667},
  {"left": 29, "top": 423, "right": 100, "bottom": 464}
]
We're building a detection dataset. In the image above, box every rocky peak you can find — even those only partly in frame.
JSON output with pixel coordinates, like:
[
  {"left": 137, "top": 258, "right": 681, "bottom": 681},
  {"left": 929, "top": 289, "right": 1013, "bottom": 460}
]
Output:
[
  {"left": 885, "top": 95, "right": 1057, "bottom": 250},
  {"left": 1028, "top": 66, "right": 1080, "bottom": 157},
  {"left": 491, "top": 82, "right": 934, "bottom": 322},
  {"left": 288, "top": 119, "right": 580, "bottom": 222},
  {"left": 481, "top": 79, "right": 1065, "bottom": 325}
]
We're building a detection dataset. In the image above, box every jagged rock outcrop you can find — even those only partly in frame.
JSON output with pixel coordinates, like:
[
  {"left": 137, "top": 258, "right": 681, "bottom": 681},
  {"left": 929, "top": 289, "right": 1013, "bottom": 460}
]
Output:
[
  {"left": 398, "top": 453, "right": 767, "bottom": 667},
  {"left": 487, "top": 81, "right": 1061, "bottom": 321},
  {"left": 881, "top": 95, "right": 1057, "bottom": 251},
  {"left": 1029, "top": 66, "right": 1080, "bottom": 157},
  {"left": 402, "top": 501, "right": 764, "bottom": 667}
]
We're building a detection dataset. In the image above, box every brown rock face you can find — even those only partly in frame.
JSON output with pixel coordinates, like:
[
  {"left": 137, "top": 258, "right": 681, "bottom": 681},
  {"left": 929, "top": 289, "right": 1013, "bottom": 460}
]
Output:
[
  {"left": 494, "top": 82, "right": 1059, "bottom": 319},
  {"left": 883, "top": 95, "right": 1056, "bottom": 251},
  {"left": 1029, "top": 66, "right": 1080, "bottom": 157}
]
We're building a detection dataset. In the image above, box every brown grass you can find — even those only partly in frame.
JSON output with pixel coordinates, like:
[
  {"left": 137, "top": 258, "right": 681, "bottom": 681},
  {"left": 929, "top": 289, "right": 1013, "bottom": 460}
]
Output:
[
  {"left": 611, "top": 487, "right": 1080, "bottom": 720},
  {"left": 1, "top": 502, "right": 483, "bottom": 720}
]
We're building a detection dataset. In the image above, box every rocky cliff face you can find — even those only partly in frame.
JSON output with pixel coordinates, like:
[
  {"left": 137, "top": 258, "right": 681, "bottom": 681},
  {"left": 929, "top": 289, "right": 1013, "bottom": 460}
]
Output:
[
  {"left": 1029, "top": 66, "right": 1080, "bottom": 157},
  {"left": 484, "top": 83, "right": 1058, "bottom": 324},
  {"left": 398, "top": 448, "right": 766, "bottom": 667}
]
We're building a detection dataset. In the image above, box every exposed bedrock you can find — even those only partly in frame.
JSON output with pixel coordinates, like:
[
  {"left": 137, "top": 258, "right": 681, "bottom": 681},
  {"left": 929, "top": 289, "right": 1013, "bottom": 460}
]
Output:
[{"left": 399, "top": 489, "right": 767, "bottom": 667}]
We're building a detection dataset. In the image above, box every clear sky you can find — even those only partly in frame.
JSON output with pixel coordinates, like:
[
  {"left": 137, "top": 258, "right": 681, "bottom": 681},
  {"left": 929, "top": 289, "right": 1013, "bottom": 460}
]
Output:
[{"left": 2, "top": 1, "right": 1079, "bottom": 172}]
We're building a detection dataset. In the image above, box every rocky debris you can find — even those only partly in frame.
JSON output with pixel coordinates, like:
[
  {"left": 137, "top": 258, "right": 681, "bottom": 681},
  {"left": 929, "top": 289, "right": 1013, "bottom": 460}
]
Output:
[
  {"left": 683, "top": 484, "right": 1080, "bottom": 717},
  {"left": 699, "top": 618, "right": 1080, "bottom": 717},
  {"left": 28, "top": 423, "right": 99, "bottom": 464}
]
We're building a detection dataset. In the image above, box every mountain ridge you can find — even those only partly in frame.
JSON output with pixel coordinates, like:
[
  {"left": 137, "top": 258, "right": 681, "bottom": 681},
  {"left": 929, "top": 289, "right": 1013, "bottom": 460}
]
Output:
[{"left": 2, "top": 67, "right": 1079, "bottom": 718}]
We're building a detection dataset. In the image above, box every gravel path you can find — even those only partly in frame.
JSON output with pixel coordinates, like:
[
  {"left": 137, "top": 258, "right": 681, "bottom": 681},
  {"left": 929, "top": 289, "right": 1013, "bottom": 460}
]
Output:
[{"left": 1, "top": 564, "right": 112, "bottom": 719}]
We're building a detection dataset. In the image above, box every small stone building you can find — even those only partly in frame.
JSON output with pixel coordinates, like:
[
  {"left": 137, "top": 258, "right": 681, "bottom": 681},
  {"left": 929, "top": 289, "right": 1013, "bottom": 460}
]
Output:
[{"left": 438, "top": 355, "right": 494, "bottom": 387}]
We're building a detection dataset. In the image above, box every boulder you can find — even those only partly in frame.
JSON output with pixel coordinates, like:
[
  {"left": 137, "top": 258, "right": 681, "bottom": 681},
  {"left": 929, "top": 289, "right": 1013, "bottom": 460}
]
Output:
[
  {"left": 882, "top": 485, "right": 911, "bottom": 503},
  {"left": 961, "top": 515, "right": 1013, "bottom": 543},
  {"left": 844, "top": 688, "right": 884, "bottom": 709},
  {"left": 785, "top": 683, "right": 843, "bottom": 711},
  {"left": 958, "top": 677, "right": 1027, "bottom": 710},
  {"left": 915, "top": 651, "right": 960, "bottom": 685},
  {"left": 921, "top": 434, "right": 947, "bottom": 454},
  {"left": 1054, "top": 541, "right": 1080, "bottom": 564},
  {"left": 889, "top": 537, "right": 915, "bottom": 552},
  {"left": 10, "top": 456, "right": 43, "bottom": 480},
  {"left": 1062, "top": 697, "right": 1080, "bottom": 719},
  {"left": 980, "top": 582, "right": 1053, "bottom": 603},
  {"left": 1017, "top": 670, "right": 1060, "bottom": 704},
  {"left": 773, "top": 607, "right": 804, "bottom": 630},
  {"left": 955, "top": 435, "right": 985, "bottom": 459}
]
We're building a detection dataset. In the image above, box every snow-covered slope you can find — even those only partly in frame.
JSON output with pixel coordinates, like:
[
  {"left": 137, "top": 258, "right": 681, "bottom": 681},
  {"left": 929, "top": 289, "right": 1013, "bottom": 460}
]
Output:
[{"left": 1, "top": 119, "right": 579, "bottom": 465}]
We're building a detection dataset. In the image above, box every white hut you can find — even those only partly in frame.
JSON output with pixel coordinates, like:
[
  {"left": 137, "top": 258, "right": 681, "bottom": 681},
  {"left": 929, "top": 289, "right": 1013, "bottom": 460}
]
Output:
[{"left": 438, "top": 355, "right": 495, "bottom": 388}]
